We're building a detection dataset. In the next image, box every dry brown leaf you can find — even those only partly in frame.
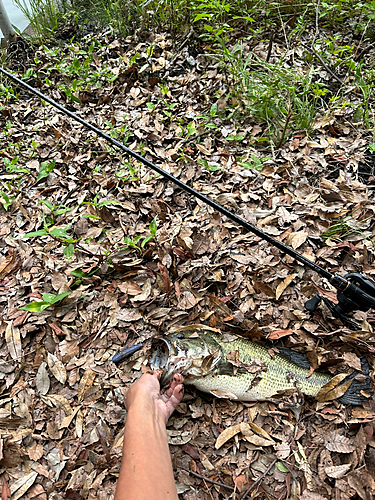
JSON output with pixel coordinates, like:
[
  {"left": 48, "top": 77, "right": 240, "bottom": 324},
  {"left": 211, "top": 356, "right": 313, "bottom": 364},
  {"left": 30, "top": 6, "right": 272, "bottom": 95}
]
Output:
[
  {"left": 287, "top": 231, "right": 308, "bottom": 250},
  {"left": 117, "top": 281, "right": 143, "bottom": 295},
  {"left": 343, "top": 352, "right": 362, "bottom": 371},
  {"left": 178, "top": 291, "right": 197, "bottom": 310},
  {"left": 59, "top": 405, "right": 81, "bottom": 429},
  {"left": 5, "top": 321, "right": 22, "bottom": 361},
  {"left": 275, "top": 273, "right": 297, "bottom": 300},
  {"left": 116, "top": 308, "right": 142, "bottom": 321},
  {"left": 267, "top": 329, "right": 293, "bottom": 340},
  {"left": 27, "top": 442, "right": 44, "bottom": 461},
  {"left": 47, "top": 352, "right": 67, "bottom": 384},
  {"left": 316, "top": 373, "right": 349, "bottom": 402},
  {"left": 196, "top": 144, "right": 211, "bottom": 155},
  {"left": 76, "top": 409, "right": 84, "bottom": 438},
  {"left": 253, "top": 281, "right": 275, "bottom": 298},
  {"left": 1, "top": 477, "right": 10, "bottom": 500},
  {"left": 300, "top": 491, "right": 327, "bottom": 500},
  {"left": 9, "top": 472, "right": 38, "bottom": 500},
  {"left": 78, "top": 369, "right": 96, "bottom": 401},
  {"left": 35, "top": 361, "right": 50, "bottom": 395},
  {"left": 325, "top": 432, "right": 356, "bottom": 453},
  {"left": 43, "top": 394, "right": 73, "bottom": 415},
  {"left": 274, "top": 440, "right": 291, "bottom": 459},
  {"left": 0, "top": 251, "right": 21, "bottom": 279},
  {"left": 325, "top": 464, "right": 351, "bottom": 479},
  {"left": 215, "top": 423, "right": 242, "bottom": 449}
]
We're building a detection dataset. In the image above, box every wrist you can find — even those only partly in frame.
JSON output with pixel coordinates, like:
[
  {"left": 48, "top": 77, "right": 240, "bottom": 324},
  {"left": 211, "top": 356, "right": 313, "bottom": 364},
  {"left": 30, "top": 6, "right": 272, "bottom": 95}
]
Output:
[{"left": 127, "top": 396, "right": 166, "bottom": 426}]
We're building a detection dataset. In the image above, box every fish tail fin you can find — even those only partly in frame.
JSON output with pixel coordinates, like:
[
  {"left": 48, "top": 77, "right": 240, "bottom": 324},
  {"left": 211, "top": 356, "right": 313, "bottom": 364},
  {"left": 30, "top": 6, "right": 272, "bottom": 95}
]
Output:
[{"left": 338, "top": 357, "right": 373, "bottom": 406}]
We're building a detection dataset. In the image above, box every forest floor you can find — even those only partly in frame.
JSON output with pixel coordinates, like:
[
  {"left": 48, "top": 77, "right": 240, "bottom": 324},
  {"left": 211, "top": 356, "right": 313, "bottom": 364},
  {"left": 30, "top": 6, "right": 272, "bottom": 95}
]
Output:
[{"left": 1, "top": 13, "right": 375, "bottom": 500}]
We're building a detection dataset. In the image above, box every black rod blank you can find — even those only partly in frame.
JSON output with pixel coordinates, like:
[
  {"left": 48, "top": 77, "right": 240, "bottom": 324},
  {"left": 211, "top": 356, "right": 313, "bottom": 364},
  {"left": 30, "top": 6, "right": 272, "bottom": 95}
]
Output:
[{"left": 0, "top": 67, "right": 350, "bottom": 292}]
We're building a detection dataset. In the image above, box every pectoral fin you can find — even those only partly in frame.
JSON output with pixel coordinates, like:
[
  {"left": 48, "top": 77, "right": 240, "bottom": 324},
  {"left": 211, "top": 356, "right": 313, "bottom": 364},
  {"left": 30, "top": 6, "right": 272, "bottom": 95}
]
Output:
[{"left": 210, "top": 389, "right": 238, "bottom": 399}]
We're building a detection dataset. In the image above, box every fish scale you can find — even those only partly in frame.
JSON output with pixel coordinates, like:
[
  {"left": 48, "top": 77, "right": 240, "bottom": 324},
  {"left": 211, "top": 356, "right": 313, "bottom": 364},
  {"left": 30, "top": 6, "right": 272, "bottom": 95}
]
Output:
[
  {"left": 187, "top": 334, "right": 331, "bottom": 401},
  {"left": 151, "top": 331, "right": 332, "bottom": 402}
]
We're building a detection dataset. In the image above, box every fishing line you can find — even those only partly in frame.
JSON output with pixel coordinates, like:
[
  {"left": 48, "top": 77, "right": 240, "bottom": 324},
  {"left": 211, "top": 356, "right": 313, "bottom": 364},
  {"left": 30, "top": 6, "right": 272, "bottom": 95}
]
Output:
[{"left": 1, "top": 66, "right": 375, "bottom": 327}]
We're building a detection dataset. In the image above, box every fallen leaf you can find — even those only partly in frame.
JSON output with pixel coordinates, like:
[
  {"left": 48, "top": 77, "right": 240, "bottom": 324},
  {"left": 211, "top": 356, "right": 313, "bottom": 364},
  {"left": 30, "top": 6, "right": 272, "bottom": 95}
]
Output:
[
  {"left": 267, "top": 329, "right": 293, "bottom": 340},
  {"left": 0, "top": 250, "right": 21, "bottom": 279},
  {"left": 36, "top": 361, "right": 50, "bottom": 395},
  {"left": 78, "top": 369, "right": 96, "bottom": 401},
  {"left": 325, "top": 432, "right": 356, "bottom": 453},
  {"left": 116, "top": 308, "right": 142, "bottom": 321},
  {"left": 178, "top": 291, "right": 197, "bottom": 310},
  {"left": 215, "top": 423, "right": 242, "bottom": 449},
  {"left": 47, "top": 352, "right": 67, "bottom": 384},
  {"left": 275, "top": 273, "right": 297, "bottom": 300},
  {"left": 9, "top": 472, "right": 38, "bottom": 500},
  {"left": 1, "top": 478, "right": 10, "bottom": 500},
  {"left": 343, "top": 352, "right": 362, "bottom": 372},
  {"left": 5, "top": 321, "right": 22, "bottom": 361},
  {"left": 287, "top": 231, "right": 308, "bottom": 250},
  {"left": 316, "top": 374, "right": 352, "bottom": 402},
  {"left": 325, "top": 463, "right": 351, "bottom": 479}
]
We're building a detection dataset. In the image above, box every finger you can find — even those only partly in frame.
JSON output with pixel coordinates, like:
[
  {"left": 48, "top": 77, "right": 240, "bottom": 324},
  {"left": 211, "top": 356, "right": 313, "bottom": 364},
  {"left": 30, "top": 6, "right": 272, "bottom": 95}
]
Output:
[
  {"left": 165, "top": 373, "right": 184, "bottom": 397},
  {"left": 153, "top": 369, "right": 163, "bottom": 380},
  {"left": 165, "top": 384, "right": 184, "bottom": 419}
]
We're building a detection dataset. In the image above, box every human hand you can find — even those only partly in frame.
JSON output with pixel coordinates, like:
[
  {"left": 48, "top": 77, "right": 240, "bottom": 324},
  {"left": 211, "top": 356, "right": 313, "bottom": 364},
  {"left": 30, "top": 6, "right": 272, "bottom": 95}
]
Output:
[{"left": 125, "top": 370, "right": 184, "bottom": 424}]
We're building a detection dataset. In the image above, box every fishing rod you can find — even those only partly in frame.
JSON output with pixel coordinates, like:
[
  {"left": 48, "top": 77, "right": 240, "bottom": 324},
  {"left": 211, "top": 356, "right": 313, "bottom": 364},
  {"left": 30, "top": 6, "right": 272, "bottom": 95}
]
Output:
[{"left": 1, "top": 66, "right": 375, "bottom": 329}]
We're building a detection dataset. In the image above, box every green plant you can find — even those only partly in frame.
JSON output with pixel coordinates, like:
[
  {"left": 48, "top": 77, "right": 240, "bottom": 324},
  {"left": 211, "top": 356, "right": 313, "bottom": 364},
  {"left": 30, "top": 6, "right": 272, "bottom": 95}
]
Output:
[
  {"left": 239, "top": 155, "right": 271, "bottom": 171},
  {"left": 80, "top": 193, "right": 121, "bottom": 216},
  {"left": 20, "top": 291, "right": 72, "bottom": 312},
  {"left": 0, "top": 83, "right": 17, "bottom": 102},
  {"left": 321, "top": 210, "right": 374, "bottom": 247},
  {"left": 198, "top": 158, "right": 222, "bottom": 172},
  {"left": 0, "top": 190, "right": 14, "bottom": 211},
  {"left": 37, "top": 160, "right": 56, "bottom": 183},
  {"left": 122, "top": 218, "right": 158, "bottom": 252},
  {"left": 39, "top": 199, "right": 73, "bottom": 225},
  {"left": 13, "top": 0, "right": 70, "bottom": 39},
  {"left": 207, "top": 37, "right": 322, "bottom": 146},
  {"left": 115, "top": 160, "right": 140, "bottom": 182}
]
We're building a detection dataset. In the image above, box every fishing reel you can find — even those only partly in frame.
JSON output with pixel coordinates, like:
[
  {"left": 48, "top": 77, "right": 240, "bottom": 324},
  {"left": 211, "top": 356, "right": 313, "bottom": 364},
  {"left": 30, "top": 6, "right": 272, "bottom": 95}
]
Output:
[{"left": 305, "top": 273, "right": 375, "bottom": 329}]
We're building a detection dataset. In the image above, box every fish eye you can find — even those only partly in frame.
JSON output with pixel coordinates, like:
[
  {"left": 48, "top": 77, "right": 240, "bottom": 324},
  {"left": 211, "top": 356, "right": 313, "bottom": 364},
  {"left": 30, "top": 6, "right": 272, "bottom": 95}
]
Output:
[{"left": 176, "top": 333, "right": 184, "bottom": 339}]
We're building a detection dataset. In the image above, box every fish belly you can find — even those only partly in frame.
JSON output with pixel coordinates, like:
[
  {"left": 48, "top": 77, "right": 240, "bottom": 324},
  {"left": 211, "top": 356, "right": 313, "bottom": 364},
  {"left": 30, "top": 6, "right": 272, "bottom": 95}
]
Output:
[{"left": 186, "top": 362, "right": 331, "bottom": 401}]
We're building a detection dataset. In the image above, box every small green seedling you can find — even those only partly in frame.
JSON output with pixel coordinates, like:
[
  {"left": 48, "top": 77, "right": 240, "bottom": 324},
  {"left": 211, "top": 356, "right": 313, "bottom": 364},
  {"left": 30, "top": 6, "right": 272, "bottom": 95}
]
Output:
[
  {"left": 20, "top": 291, "right": 72, "bottom": 312},
  {"left": 80, "top": 193, "right": 121, "bottom": 214},
  {"left": 123, "top": 218, "right": 158, "bottom": 252},
  {"left": 23, "top": 225, "right": 72, "bottom": 239},
  {"left": 0, "top": 190, "right": 14, "bottom": 211},
  {"left": 198, "top": 158, "right": 222, "bottom": 172},
  {"left": 37, "top": 159, "right": 56, "bottom": 182},
  {"left": 40, "top": 199, "right": 72, "bottom": 225},
  {"left": 239, "top": 155, "right": 271, "bottom": 171}
]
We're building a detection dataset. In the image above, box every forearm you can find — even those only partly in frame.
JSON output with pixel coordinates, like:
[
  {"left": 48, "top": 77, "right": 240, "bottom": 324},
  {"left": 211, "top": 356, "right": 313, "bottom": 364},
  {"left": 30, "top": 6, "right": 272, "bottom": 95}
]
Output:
[{"left": 115, "top": 402, "right": 178, "bottom": 500}]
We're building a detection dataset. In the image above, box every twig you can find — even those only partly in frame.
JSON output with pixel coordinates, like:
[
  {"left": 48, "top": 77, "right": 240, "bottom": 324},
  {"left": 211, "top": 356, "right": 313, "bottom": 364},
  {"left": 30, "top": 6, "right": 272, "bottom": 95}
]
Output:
[
  {"left": 355, "top": 40, "right": 375, "bottom": 62},
  {"left": 266, "top": 31, "right": 274, "bottom": 63},
  {"left": 185, "top": 469, "right": 235, "bottom": 492},
  {"left": 276, "top": 102, "right": 293, "bottom": 149},
  {"left": 301, "top": 43, "right": 343, "bottom": 86},
  {"left": 240, "top": 459, "right": 277, "bottom": 500},
  {"left": 177, "top": 130, "right": 212, "bottom": 147},
  {"left": 167, "top": 28, "right": 194, "bottom": 70}
]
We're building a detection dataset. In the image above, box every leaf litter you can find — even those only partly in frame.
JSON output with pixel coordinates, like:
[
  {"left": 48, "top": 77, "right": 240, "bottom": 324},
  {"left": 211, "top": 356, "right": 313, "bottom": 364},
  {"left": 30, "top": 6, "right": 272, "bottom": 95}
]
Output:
[{"left": 0, "top": 23, "right": 375, "bottom": 500}]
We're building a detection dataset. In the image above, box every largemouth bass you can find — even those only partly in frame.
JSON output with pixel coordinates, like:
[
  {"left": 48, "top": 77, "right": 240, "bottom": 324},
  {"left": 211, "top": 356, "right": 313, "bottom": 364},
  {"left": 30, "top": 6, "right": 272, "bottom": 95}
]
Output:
[{"left": 149, "top": 329, "right": 372, "bottom": 405}]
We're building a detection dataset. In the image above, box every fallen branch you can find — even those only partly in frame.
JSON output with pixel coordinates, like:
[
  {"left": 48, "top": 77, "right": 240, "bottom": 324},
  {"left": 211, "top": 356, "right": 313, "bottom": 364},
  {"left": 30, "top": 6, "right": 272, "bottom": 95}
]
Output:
[
  {"left": 302, "top": 43, "right": 343, "bottom": 86},
  {"left": 185, "top": 469, "right": 235, "bottom": 492},
  {"left": 240, "top": 458, "right": 277, "bottom": 499},
  {"left": 355, "top": 40, "right": 375, "bottom": 61}
]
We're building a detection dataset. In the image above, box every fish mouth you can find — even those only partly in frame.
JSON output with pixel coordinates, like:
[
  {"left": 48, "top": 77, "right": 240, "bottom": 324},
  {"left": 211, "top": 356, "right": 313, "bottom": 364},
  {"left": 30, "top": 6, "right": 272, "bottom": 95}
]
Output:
[
  {"left": 149, "top": 333, "right": 222, "bottom": 386},
  {"left": 149, "top": 337, "right": 172, "bottom": 380},
  {"left": 150, "top": 336, "right": 188, "bottom": 385}
]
